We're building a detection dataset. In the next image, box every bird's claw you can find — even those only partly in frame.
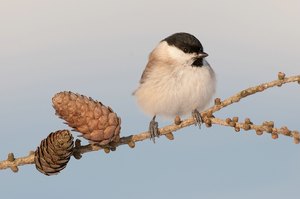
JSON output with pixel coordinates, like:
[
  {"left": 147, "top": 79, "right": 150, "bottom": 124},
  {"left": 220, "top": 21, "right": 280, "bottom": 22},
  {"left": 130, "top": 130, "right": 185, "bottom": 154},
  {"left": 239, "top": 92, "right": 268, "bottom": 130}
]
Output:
[
  {"left": 192, "top": 109, "right": 202, "bottom": 128},
  {"left": 149, "top": 116, "right": 159, "bottom": 143}
]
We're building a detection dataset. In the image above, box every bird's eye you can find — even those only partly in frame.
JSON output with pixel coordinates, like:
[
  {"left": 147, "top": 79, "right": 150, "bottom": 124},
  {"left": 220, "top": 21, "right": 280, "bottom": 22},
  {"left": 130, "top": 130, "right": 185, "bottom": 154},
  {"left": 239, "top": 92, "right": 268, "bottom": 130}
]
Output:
[{"left": 183, "top": 48, "right": 189, "bottom": 53}]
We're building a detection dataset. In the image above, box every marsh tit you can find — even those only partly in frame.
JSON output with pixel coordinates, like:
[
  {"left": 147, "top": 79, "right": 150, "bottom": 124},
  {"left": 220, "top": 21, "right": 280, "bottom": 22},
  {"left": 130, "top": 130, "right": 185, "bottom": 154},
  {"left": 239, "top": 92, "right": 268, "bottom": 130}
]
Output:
[{"left": 133, "top": 32, "right": 216, "bottom": 142}]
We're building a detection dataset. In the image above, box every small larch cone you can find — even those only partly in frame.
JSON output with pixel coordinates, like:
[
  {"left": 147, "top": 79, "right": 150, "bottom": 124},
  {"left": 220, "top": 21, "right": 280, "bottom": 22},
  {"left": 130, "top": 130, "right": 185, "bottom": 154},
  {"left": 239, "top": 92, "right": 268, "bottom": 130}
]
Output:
[
  {"left": 52, "top": 91, "right": 121, "bottom": 145},
  {"left": 35, "top": 130, "right": 74, "bottom": 176}
]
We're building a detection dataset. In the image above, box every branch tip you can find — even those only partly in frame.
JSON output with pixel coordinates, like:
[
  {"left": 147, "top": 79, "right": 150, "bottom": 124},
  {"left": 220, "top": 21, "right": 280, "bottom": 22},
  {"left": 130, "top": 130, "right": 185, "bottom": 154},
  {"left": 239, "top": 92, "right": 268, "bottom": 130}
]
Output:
[
  {"left": 232, "top": 117, "right": 239, "bottom": 122},
  {"left": 256, "top": 130, "right": 263, "bottom": 136},
  {"left": 278, "top": 72, "right": 286, "bottom": 80},
  {"left": 234, "top": 127, "right": 240, "bottom": 132},
  {"left": 174, "top": 116, "right": 182, "bottom": 125},
  {"left": 240, "top": 90, "right": 250, "bottom": 97},
  {"left": 128, "top": 141, "right": 136, "bottom": 148},
  {"left": 244, "top": 118, "right": 252, "bottom": 125},
  {"left": 204, "top": 118, "right": 212, "bottom": 128},
  {"left": 242, "top": 123, "right": 251, "bottom": 130},
  {"left": 229, "top": 121, "right": 236, "bottom": 127},
  {"left": 225, "top": 118, "right": 232, "bottom": 124},
  {"left": 103, "top": 148, "right": 110, "bottom": 154},
  {"left": 7, "top": 153, "right": 15, "bottom": 162},
  {"left": 11, "top": 166, "right": 19, "bottom": 173},
  {"left": 165, "top": 132, "right": 174, "bottom": 140},
  {"left": 272, "top": 133, "right": 279, "bottom": 140},
  {"left": 214, "top": 98, "right": 221, "bottom": 105}
]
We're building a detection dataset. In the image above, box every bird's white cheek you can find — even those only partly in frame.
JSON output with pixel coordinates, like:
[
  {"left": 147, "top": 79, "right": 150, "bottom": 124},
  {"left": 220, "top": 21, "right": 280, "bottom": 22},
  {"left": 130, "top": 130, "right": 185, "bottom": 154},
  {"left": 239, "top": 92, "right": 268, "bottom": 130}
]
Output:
[{"left": 167, "top": 45, "right": 195, "bottom": 66}]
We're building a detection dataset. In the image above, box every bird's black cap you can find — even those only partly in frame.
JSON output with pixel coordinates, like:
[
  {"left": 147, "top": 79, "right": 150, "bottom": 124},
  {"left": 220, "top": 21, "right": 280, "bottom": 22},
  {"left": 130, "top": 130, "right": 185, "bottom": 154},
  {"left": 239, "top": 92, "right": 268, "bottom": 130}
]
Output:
[{"left": 162, "top": 32, "right": 204, "bottom": 54}]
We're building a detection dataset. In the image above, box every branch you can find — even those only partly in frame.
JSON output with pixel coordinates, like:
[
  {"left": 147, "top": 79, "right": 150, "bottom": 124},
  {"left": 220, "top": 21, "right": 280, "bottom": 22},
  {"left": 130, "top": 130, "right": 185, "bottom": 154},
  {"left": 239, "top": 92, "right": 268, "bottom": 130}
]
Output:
[
  {"left": 0, "top": 152, "right": 35, "bottom": 172},
  {"left": 1, "top": 72, "right": 299, "bottom": 172},
  {"left": 68, "top": 73, "right": 300, "bottom": 156},
  {"left": 207, "top": 72, "right": 300, "bottom": 114}
]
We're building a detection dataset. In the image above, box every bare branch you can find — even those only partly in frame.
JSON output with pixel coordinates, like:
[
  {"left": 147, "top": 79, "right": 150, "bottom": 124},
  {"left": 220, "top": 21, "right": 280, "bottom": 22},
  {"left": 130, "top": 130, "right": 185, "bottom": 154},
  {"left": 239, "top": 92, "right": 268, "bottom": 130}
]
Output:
[
  {"left": 1, "top": 72, "right": 299, "bottom": 172},
  {"left": 72, "top": 73, "right": 300, "bottom": 155},
  {"left": 71, "top": 73, "right": 300, "bottom": 156}
]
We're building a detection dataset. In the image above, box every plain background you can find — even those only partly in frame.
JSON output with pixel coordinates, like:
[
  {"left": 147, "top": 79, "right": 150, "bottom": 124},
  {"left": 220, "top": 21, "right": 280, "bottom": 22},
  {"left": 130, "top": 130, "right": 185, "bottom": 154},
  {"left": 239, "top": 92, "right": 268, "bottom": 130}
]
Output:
[{"left": 0, "top": 0, "right": 299, "bottom": 198}]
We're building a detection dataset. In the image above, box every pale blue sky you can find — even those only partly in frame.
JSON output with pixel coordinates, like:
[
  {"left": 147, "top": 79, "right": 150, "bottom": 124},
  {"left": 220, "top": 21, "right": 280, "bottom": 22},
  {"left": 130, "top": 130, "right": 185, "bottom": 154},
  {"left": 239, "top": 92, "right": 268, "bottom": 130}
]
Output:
[{"left": 0, "top": 1, "right": 299, "bottom": 198}]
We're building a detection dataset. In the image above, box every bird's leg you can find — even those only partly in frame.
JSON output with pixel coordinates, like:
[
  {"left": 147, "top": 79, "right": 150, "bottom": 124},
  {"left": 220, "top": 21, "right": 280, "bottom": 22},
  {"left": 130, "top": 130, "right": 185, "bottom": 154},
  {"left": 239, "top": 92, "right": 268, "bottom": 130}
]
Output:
[
  {"left": 149, "top": 115, "right": 159, "bottom": 143},
  {"left": 192, "top": 109, "right": 202, "bottom": 128}
]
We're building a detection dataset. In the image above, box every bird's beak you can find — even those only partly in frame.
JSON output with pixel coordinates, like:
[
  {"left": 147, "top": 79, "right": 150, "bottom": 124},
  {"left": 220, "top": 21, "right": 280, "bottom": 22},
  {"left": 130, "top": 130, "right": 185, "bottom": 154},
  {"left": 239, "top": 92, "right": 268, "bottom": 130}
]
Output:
[{"left": 198, "top": 52, "right": 208, "bottom": 58}]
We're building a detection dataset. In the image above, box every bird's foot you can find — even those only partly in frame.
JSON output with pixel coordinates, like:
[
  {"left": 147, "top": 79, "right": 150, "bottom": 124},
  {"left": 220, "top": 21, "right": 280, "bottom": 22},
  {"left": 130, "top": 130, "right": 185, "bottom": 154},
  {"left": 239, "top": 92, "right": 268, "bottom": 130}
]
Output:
[
  {"left": 149, "top": 115, "right": 159, "bottom": 143},
  {"left": 192, "top": 109, "right": 202, "bottom": 128}
]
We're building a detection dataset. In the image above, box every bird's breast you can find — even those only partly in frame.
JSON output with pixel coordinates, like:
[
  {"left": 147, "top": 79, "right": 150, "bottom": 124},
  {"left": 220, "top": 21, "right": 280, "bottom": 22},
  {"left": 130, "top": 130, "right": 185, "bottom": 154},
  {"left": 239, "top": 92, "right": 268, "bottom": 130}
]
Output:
[{"left": 134, "top": 64, "right": 216, "bottom": 117}]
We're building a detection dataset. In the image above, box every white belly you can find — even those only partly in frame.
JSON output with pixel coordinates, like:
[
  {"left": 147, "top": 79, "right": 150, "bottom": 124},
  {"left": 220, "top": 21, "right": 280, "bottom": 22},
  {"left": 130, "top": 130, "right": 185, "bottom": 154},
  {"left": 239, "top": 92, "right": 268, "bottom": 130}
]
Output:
[{"left": 134, "top": 64, "right": 216, "bottom": 117}]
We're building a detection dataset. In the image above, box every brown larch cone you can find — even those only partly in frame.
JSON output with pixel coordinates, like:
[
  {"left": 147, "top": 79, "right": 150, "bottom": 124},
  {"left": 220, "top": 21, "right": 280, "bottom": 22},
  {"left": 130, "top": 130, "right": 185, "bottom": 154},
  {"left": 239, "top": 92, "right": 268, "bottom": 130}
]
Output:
[
  {"left": 35, "top": 130, "right": 74, "bottom": 176},
  {"left": 52, "top": 91, "right": 121, "bottom": 145}
]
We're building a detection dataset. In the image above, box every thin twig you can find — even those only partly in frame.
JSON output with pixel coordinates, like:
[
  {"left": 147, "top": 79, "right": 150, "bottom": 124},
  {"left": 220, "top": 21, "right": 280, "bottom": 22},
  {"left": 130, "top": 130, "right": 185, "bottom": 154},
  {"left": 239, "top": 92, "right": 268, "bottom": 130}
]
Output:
[{"left": 0, "top": 152, "right": 35, "bottom": 172}]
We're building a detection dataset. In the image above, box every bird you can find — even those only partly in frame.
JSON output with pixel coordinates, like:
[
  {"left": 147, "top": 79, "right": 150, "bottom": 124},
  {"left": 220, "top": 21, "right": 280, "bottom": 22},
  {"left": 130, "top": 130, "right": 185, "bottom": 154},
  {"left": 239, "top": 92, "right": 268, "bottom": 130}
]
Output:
[{"left": 133, "top": 32, "right": 216, "bottom": 142}]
